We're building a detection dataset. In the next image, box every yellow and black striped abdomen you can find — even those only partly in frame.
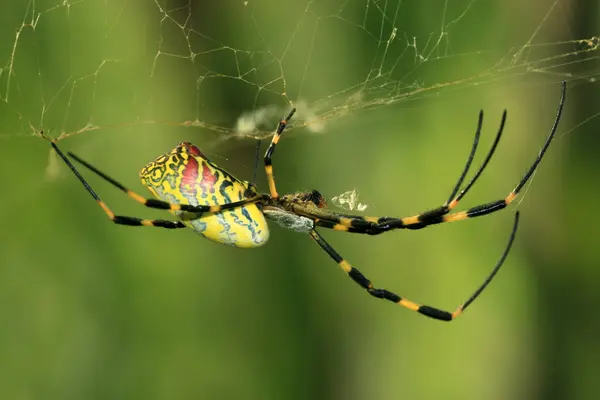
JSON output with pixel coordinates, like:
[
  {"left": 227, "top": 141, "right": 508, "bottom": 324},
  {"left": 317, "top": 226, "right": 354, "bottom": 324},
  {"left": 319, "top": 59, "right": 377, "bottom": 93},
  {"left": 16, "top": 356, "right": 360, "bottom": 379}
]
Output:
[{"left": 139, "top": 142, "right": 269, "bottom": 248}]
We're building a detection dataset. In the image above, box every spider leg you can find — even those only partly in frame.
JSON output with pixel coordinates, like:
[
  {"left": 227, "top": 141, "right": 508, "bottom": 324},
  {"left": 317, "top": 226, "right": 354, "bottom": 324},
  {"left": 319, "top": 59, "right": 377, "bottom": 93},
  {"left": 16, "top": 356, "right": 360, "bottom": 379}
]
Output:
[
  {"left": 264, "top": 108, "right": 296, "bottom": 199},
  {"left": 376, "top": 81, "right": 565, "bottom": 231},
  {"left": 443, "top": 109, "right": 486, "bottom": 205},
  {"left": 291, "top": 110, "right": 501, "bottom": 232},
  {"left": 309, "top": 81, "right": 566, "bottom": 234},
  {"left": 48, "top": 140, "right": 266, "bottom": 227},
  {"left": 446, "top": 110, "right": 505, "bottom": 208},
  {"left": 309, "top": 212, "right": 520, "bottom": 321},
  {"left": 67, "top": 150, "right": 268, "bottom": 213}
]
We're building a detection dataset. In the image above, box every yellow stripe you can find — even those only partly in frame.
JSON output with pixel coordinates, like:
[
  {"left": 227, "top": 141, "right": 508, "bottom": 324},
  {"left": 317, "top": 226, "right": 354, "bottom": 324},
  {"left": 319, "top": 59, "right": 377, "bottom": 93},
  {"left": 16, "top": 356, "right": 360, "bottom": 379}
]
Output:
[
  {"left": 209, "top": 205, "right": 222, "bottom": 213},
  {"left": 402, "top": 215, "right": 419, "bottom": 225},
  {"left": 448, "top": 198, "right": 459, "bottom": 210},
  {"left": 399, "top": 299, "right": 420, "bottom": 311},
  {"left": 98, "top": 201, "right": 115, "bottom": 219},
  {"left": 128, "top": 191, "right": 146, "bottom": 204},
  {"left": 505, "top": 192, "right": 516, "bottom": 204},
  {"left": 443, "top": 211, "right": 468, "bottom": 222},
  {"left": 338, "top": 217, "right": 353, "bottom": 226},
  {"left": 272, "top": 134, "right": 280, "bottom": 144},
  {"left": 365, "top": 216, "right": 379, "bottom": 223},
  {"left": 333, "top": 224, "right": 349, "bottom": 232},
  {"left": 339, "top": 259, "right": 352, "bottom": 273},
  {"left": 451, "top": 306, "right": 464, "bottom": 319},
  {"left": 141, "top": 220, "right": 154, "bottom": 227},
  {"left": 265, "top": 165, "right": 278, "bottom": 198}
]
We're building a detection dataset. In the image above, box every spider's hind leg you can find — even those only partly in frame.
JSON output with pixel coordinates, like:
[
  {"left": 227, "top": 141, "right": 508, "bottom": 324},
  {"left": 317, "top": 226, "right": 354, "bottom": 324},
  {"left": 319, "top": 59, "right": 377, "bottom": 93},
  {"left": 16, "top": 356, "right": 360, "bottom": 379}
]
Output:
[
  {"left": 47, "top": 140, "right": 266, "bottom": 228},
  {"left": 309, "top": 212, "right": 520, "bottom": 321}
]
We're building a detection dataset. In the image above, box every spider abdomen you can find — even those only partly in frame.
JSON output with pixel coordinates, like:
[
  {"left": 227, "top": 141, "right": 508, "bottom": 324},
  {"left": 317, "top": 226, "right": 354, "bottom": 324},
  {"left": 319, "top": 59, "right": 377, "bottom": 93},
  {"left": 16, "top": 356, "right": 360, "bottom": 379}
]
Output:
[{"left": 139, "top": 142, "right": 270, "bottom": 248}]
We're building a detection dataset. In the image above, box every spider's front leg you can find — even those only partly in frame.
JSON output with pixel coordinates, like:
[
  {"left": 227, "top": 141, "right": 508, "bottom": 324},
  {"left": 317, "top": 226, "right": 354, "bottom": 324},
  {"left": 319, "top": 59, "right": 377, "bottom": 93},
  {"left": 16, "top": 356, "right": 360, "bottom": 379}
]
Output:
[
  {"left": 264, "top": 108, "right": 296, "bottom": 199},
  {"left": 310, "top": 81, "right": 566, "bottom": 235}
]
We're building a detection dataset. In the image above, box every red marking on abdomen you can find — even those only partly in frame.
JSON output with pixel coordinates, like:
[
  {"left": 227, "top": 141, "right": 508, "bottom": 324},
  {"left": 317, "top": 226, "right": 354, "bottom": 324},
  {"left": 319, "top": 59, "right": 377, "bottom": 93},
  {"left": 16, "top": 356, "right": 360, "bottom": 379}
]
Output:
[
  {"left": 200, "top": 162, "right": 217, "bottom": 191},
  {"left": 181, "top": 156, "right": 199, "bottom": 199},
  {"left": 180, "top": 142, "right": 205, "bottom": 158}
]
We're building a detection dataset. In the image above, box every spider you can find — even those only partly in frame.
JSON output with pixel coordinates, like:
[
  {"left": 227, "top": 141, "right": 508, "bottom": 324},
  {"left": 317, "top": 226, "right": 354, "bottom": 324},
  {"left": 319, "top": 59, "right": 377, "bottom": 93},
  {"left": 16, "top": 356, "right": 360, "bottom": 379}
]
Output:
[{"left": 46, "top": 81, "right": 565, "bottom": 322}]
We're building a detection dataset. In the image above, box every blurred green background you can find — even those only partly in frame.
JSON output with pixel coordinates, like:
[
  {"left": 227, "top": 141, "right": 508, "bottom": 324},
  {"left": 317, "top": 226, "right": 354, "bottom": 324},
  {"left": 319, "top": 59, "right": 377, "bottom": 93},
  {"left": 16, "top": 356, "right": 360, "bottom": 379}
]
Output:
[{"left": 1, "top": 0, "right": 599, "bottom": 399}]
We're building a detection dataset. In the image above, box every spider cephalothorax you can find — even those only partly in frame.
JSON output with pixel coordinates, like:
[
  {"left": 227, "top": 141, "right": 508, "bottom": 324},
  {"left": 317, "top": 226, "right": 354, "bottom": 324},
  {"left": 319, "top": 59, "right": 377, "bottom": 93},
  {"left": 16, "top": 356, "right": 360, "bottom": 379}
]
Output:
[
  {"left": 46, "top": 81, "right": 566, "bottom": 321},
  {"left": 263, "top": 190, "right": 328, "bottom": 233}
]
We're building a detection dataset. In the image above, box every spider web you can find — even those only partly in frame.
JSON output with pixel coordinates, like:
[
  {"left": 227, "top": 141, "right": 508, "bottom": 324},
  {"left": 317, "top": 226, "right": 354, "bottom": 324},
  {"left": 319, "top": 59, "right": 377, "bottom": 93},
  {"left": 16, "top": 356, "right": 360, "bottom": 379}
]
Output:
[
  {"left": 0, "top": 0, "right": 598, "bottom": 148},
  {"left": 1, "top": 4, "right": 599, "bottom": 397}
]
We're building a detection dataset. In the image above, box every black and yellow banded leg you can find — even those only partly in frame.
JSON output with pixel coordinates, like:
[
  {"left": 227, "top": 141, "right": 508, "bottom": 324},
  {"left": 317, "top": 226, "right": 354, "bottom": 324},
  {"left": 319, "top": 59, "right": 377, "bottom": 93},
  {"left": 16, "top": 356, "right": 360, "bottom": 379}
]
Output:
[
  {"left": 310, "top": 81, "right": 566, "bottom": 235},
  {"left": 49, "top": 140, "right": 267, "bottom": 214},
  {"left": 378, "top": 82, "right": 564, "bottom": 231},
  {"left": 309, "top": 212, "right": 520, "bottom": 321},
  {"left": 66, "top": 150, "right": 269, "bottom": 214},
  {"left": 111, "top": 217, "right": 186, "bottom": 228},
  {"left": 264, "top": 108, "right": 296, "bottom": 199},
  {"left": 302, "top": 110, "right": 501, "bottom": 232},
  {"left": 46, "top": 141, "right": 187, "bottom": 228},
  {"left": 48, "top": 141, "right": 266, "bottom": 227},
  {"left": 373, "top": 109, "right": 504, "bottom": 230},
  {"left": 444, "top": 110, "right": 506, "bottom": 212}
]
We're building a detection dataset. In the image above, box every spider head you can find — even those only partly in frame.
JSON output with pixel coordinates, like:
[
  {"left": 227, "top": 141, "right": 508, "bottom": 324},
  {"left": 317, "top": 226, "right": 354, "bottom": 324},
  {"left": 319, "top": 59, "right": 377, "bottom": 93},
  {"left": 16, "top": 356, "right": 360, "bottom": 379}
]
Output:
[{"left": 282, "top": 190, "right": 328, "bottom": 209}]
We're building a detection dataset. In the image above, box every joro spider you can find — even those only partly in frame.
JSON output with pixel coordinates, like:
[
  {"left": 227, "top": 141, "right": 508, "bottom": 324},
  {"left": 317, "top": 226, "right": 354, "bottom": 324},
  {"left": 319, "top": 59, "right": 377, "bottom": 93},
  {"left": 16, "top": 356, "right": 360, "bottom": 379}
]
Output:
[{"left": 46, "top": 81, "right": 565, "bottom": 322}]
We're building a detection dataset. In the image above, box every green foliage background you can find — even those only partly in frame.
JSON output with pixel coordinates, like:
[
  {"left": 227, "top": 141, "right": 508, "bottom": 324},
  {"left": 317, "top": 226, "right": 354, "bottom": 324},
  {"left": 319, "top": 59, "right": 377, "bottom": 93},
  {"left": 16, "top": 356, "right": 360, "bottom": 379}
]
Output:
[{"left": 0, "top": 1, "right": 599, "bottom": 399}]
